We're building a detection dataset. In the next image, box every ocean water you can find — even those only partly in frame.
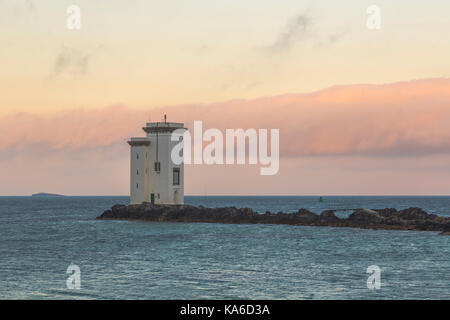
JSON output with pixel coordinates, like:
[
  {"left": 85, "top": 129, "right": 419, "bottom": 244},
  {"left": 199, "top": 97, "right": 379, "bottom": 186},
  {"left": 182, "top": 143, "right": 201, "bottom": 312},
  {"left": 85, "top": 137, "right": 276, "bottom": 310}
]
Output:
[{"left": 0, "top": 196, "right": 449, "bottom": 300}]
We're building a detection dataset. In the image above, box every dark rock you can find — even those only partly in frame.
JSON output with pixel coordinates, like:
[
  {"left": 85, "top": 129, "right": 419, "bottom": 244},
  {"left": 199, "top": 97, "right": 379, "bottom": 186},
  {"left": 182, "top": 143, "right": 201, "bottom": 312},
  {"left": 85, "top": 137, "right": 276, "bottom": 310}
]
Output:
[
  {"left": 347, "top": 209, "right": 384, "bottom": 226},
  {"left": 319, "top": 210, "right": 339, "bottom": 223},
  {"left": 438, "top": 223, "right": 450, "bottom": 235},
  {"left": 293, "top": 209, "right": 318, "bottom": 222},
  {"left": 112, "top": 204, "right": 126, "bottom": 212},
  {"left": 398, "top": 207, "right": 429, "bottom": 220}
]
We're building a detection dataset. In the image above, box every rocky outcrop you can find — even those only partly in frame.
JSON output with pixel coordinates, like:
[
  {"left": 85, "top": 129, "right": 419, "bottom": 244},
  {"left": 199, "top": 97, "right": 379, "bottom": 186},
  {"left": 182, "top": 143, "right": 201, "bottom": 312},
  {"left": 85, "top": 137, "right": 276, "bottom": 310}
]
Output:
[{"left": 97, "top": 204, "right": 450, "bottom": 235}]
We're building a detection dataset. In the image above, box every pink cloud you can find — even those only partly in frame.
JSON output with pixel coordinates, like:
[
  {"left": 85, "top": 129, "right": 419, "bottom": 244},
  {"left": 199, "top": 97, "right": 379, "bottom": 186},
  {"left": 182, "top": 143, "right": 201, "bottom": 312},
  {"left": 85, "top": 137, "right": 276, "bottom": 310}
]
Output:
[
  {"left": 3, "top": 78, "right": 449, "bottom": 156},
  {"left": 0, "top": 105, "right": 147, "bottom": 150}
]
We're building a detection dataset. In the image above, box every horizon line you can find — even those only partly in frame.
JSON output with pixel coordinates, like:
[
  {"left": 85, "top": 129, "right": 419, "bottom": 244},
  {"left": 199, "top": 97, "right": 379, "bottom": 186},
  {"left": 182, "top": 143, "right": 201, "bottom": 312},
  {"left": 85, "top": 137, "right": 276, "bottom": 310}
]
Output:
[{"left": 2, "top": 194, "right": 450, "bottom": 197}]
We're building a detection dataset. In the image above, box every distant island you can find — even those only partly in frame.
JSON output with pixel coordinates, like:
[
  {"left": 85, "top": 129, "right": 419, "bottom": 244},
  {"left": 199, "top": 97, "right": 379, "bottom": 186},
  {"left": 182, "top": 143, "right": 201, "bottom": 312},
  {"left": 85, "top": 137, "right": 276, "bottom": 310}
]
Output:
[{"left": 32, "top": 193, "right": 64, "bottom": 197}]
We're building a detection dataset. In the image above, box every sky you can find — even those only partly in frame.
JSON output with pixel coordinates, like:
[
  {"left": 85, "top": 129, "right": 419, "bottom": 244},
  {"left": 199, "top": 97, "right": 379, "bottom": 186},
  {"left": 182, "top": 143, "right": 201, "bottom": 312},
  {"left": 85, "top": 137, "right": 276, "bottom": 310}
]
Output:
[{"left": 1, "top": 0, "right": 450, "bottom": 195}]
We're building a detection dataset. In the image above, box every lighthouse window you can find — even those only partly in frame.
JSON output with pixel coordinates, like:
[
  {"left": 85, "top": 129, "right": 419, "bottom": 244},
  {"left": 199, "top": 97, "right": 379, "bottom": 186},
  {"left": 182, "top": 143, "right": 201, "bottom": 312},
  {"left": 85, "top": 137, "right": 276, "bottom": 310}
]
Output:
[
  {"left": 137, "top": 169, "right": 139, "bottom": 175},
  {"left": 137, "top": 153, "right": 139, "bottom": 160},
  {"left": 173, "top": 168, "right": 180, "bottom": 185},
  {"left": 136, "top": 183, "right": 138, "bottom": 189}
]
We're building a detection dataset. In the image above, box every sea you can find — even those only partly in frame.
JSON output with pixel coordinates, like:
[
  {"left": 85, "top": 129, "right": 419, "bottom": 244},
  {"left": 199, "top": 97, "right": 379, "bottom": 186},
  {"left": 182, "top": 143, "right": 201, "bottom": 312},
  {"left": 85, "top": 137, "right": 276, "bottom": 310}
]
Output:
[{"left": 0, "top": 196, "right": 449, "bottom": 300}]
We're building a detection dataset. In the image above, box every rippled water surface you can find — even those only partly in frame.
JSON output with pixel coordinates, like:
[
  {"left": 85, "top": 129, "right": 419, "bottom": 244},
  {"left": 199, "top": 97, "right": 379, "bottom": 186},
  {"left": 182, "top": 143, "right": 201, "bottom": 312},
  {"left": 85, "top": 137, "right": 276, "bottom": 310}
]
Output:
[{"left": 0, "top": 196, "right": 449, "bottom": 299}]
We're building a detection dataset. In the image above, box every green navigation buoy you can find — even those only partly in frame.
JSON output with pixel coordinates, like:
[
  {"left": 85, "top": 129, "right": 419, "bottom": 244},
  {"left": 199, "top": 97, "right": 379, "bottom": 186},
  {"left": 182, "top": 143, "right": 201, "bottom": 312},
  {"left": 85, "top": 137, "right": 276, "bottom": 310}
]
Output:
[{"left": 319, "top": 196, "right": 323, "bottom": 203}]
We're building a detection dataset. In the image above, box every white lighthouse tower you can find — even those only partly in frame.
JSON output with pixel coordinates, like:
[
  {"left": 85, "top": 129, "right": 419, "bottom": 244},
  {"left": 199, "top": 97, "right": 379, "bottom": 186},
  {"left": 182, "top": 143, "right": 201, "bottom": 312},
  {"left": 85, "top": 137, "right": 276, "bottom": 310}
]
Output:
[{"left": 128, "top": 116, "right": 186, "bottom": 205}]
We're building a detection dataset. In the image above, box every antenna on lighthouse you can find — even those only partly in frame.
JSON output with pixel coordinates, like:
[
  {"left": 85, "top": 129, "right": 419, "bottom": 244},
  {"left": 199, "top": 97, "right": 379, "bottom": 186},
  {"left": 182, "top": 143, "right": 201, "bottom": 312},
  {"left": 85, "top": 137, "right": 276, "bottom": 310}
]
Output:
[{"left": 164, "top": 114, "right": 167, "bottom": 123}]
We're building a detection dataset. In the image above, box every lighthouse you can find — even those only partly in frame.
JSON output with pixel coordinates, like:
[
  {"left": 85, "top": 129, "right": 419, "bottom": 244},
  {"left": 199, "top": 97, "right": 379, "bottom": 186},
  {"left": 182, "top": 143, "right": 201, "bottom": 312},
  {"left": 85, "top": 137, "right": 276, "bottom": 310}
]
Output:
[{"left": 128, "top": 116, "right": 186, "bottom": 205}]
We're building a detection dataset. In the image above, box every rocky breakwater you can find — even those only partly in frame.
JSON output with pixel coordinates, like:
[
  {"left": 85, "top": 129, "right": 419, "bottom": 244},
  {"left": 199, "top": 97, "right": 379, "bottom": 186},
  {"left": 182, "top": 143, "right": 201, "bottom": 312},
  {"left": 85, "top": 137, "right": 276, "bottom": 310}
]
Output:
[{"left": 97, "top": 203, "right": 450, "bottom": 235}]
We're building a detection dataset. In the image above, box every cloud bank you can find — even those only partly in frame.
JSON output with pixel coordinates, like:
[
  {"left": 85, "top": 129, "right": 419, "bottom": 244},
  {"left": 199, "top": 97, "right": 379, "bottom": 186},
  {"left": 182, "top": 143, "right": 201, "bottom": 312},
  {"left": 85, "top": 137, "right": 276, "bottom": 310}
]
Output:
[
  {"left": 2, "top": 78, "right": 450, "bottom": 157},
  {"left": 1, "top": 78, "right": 450, "bottom": 195}
]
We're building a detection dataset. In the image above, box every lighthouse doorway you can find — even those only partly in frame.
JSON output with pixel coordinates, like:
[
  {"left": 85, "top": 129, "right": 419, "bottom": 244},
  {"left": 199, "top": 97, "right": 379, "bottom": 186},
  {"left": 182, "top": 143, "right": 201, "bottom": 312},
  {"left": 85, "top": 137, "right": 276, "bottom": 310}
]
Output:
[{"left": 174, "top": 190, "right": 180, "bottom": 204}]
